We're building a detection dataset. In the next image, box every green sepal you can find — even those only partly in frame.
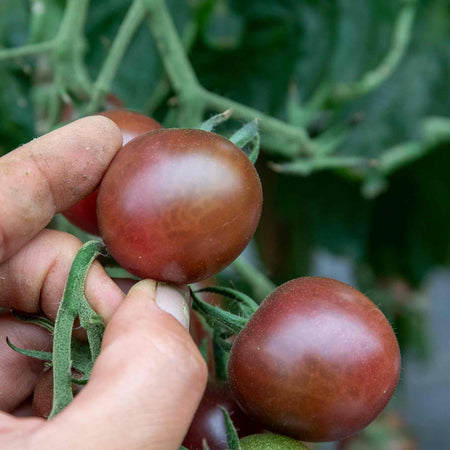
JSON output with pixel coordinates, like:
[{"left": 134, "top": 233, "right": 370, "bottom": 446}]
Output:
[
  {"left": 220, "top": 407, "right": 241, "bottom": 450},
  {"left": 71, "top": 376, "right": 89, "bottom": 385},
  {"left": 200, "top": 109, "right": 232, "bottom": 132},
  {"left": 6, "top": 337, "right": 52, "bottom": 362},
  {"left": 198, "top": 336, "right": 209, "bottom": 365},
  {"left": 190, "top": 288, "right": 247, "bottom": 335},
  {"left": 229, "top": 119, "right": 260, "bottom": 164},
  {"left": 11, "top": 311, "right": 55, "bottom": 333},
  {"left": 196, "top": 286, "right": 258, "bottom": 316},
  {"left": 213, "top": 329, "right": 230, "bottom": 381}
]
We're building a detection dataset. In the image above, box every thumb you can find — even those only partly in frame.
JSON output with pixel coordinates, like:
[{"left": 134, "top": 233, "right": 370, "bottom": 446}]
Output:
[{"left": 35, "top": 279, "right": 207, "bottom": 450}]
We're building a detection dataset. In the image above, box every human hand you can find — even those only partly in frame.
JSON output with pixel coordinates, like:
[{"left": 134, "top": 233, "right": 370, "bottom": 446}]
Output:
[{"left": 0, "top": 117, "right": 207, "bottom": 449}]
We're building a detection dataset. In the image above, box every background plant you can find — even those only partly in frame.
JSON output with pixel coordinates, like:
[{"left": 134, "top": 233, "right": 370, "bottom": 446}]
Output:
[{"left": 0, "top": 0, "right": 449, "bottom": 446}]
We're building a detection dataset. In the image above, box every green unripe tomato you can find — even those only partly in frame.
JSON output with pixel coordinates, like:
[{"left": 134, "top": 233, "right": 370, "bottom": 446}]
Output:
[{"left": 239, "top": 433, "right": 309, "bottom": 449}]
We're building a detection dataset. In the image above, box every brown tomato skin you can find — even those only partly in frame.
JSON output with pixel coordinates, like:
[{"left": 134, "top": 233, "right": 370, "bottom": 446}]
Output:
[
  {"left": 182, "top": 381, "right": 263, "bottom": 450},
  {"left": 228, "top": 277, "right": 401, "bottom": 442},
  {"left": 62, "top": 110, "right": 161, "bottom": 235},
  {"left": 98, "top": 110, "right": 162, "bottom": 147},
  {"left": 97, "top": 129, "right": 263, "bottom": 284},
  {"left": 33, "top": 368, "right": 82, "bottom": 419}
]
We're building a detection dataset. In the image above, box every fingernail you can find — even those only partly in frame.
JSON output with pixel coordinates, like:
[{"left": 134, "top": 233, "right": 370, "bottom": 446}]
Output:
[
  {"left": 127, "top": 279, "right": 157, "bottom": 299},
  {"left": 155, "top": 283, "right": 190, "bottom": 330}
]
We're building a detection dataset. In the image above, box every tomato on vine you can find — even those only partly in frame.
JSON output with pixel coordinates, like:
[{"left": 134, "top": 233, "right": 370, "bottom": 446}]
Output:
[
  {"left": 62, "top": 111, "right": 161, "bottom": 235},
  {"left": 97, "top": 128, "right": 263, "bottom": 284},
  {"left": 228, "top": 277, "right": 401, "bottom": 442},
  {"left": 182, "top": 381, "right": 263, "bottom": 450}
]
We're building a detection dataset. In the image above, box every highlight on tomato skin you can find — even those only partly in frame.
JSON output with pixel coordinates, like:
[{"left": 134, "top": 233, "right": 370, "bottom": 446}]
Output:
[
  {"left": 61, "top": 110, "right": 162, "bottom": 235},
  {"left": 182, "top": 381, "right": 264, "bottom": 450},
  {"left": 228, "top": 277, "right": 401, "bottom": 443},
  {"left": 97, "top": 128, "right": 263, "bottom": 284}
]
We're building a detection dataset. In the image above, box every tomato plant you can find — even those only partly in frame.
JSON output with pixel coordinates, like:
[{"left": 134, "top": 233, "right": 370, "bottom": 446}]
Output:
[
  {"left": 182, "top": 381, "right": 263, "bottom": 450},
  {"left": 97, "top": 128, "right": 262, "bottom": 284},
  {"left": 62, "top": 111, "right": 161, "bottom": 235},
  {"left": 228, "top": 277, "right": 401, "bottom": 442}
]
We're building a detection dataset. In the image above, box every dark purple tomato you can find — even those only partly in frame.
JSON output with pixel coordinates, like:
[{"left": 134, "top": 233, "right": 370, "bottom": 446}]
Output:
[
  {"left": 63, "top": 189, "right": 100, "bottom": 235},
  {"left": 182, "top": 381, "right": 263, "bottom": 450},
  {"left": 228, "top": 277, "right": 401, "bottom": 442},
  {"left": 97, "top": 128, "right": 263, "bottom": 284},
  {"left": 99, "top": 110, "right": 162, "bottom": 147},
  {"left": 60, "top": 93, "right": 124, "bottom": 122},
  {"left": 112, "top": 277, "right": 138, "bottom": 295},
  {"left": 62, "top": 111, "right": 161, "bottom": 235},
  {"left": 33, "top": 368, "right": 82, "bottom": 419}
]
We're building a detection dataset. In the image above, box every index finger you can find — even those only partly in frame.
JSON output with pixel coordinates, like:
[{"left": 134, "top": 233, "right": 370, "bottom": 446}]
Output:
[{"left": 0, "top": 116, "right": 122, "bottom": 263}]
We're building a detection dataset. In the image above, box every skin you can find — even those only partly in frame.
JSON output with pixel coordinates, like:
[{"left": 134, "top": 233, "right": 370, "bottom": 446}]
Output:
[
  {"left": 182, "top": 381, "right": 263, "bottom": 450},
  {"left": 228, "top": 277, "right": 401, "bottom": 442},
  {"left": 62, "top": 111, "right": 162, "bottom": 235},
  {"left": 98, "top": 128, "right": 263, "bottom": 284},
  {"left": 0, "top": 116, "right": 207, "bottom": 449}
]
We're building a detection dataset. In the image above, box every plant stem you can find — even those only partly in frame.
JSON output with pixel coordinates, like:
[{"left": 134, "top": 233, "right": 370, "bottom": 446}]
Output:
[
  {"left": 231, "top": 257, "right": 275, "bottom": 302},
  {"left": 0, "top": 40, "right": 55, "bottom": 61},
  {"left": 144, "top": 0, "right": 199, "bottom": 94},
  {"left": 269, "top": 155, "right": 377, "bottom": 176},
  {"left": 200, "top": 89, "right": 312, "bottom": 156},
  {"left": 330, "top": 1, "right": 417, "bottom": 102},
  {"left": 50, "top": 240, "right": 104, "bottom": 418},
  {"left": 86, "top": 0, "right": 147, "bottom": 114}
]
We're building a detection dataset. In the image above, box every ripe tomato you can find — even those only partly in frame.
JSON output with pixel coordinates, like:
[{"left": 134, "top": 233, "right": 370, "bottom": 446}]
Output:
[
  {"left": 33, "top": 368, "right": 82, "bottom": 419},
  {"left": 228, "top": 277, "right": 401, "bottom": 442},
  {"left": 112, "top": 277, "right": 138, "bottom": 294},
  {"left": 62, "top": 111, "right": 161, "bottom": 235},
  {"left": 182, "top": 381, "right": 263, "bottom": 450},
  {"left": 99, "top": 110, "right": 162, "bottom": 147},
  {"left": 62, "top": 189, "right": 101, "bottom": 235},
  {"left": 97, "top": 129, "right": 263, "bottom": 284}
]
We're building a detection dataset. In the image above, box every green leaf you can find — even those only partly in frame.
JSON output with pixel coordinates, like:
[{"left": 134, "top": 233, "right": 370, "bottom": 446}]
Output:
[
  {"left": 6, "top": 337, "right": 52, "bottom": 362},
  {"left": 190, "top": 288, "right": 247, "bottom": 335}
]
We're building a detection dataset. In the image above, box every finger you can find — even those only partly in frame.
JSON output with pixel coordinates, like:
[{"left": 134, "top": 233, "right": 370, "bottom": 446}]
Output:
[
  {"left": 0, "top": 312, "right": 51, "bottom": 412},
  {"left": 0, "top": 412, "right": 43, "bottom": 448},
  {"left": 0, "top": 229, "right": 124, "bottom": 322},
  {"left": 0, "top": 116, "right": 122, "bottom": 264},
  {"left": 34, "top": 280, "right": 207, "bottom": 450}
]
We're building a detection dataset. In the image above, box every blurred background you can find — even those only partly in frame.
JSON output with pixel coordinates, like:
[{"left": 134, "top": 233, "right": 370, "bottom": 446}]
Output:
[{"left": 0, "top": 0, "right": 449, "bottom": 448}]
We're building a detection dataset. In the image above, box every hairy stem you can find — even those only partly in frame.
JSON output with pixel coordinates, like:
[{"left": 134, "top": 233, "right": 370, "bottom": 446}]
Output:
[
  {"left": 50, "top": 240, "right": 104, "bottom": 418},
  {"left": 330, "top": 1, "right": 417, "bottom": 102},
  {"left": 0, "top": 40, "right": 55, "bottom": 61},
  {"left": 87, "top": 0, "right": 147, "bottom": 113}
]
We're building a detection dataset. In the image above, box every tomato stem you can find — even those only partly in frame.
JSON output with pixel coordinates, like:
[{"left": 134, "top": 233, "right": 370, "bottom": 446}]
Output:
[
  {"left": 49, "top": 240, "right": 104, "bottom": 419},
  {"left": 190, "top": 288, "right": 248, "bottom": 335},
  {"left": 229, "top": 120, "right": 260, "bottom": 164}
]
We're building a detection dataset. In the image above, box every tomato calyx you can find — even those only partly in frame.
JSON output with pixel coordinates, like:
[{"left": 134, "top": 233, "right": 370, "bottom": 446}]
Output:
[
  {"left": 190, "top": 287, "right": 254, "bottom": 335},
  {"left": 199, "top": 109, "right": 260, "bottom": 164}
]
